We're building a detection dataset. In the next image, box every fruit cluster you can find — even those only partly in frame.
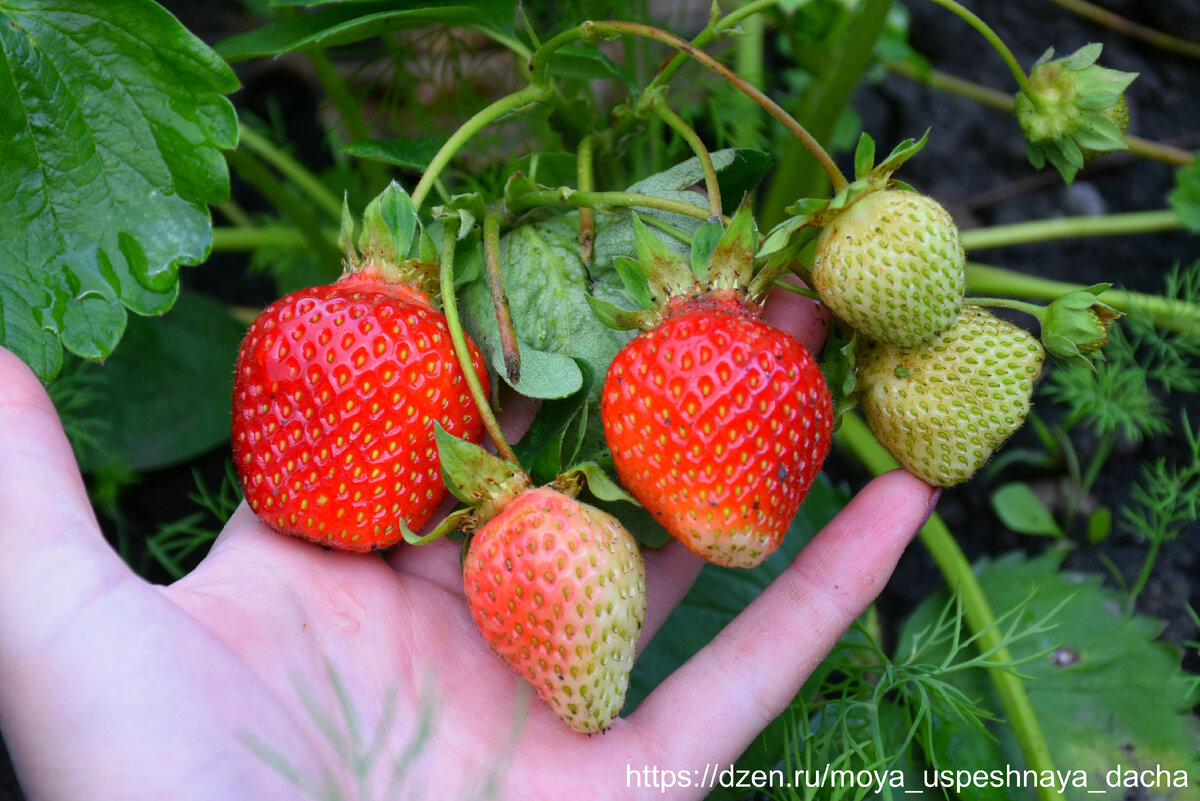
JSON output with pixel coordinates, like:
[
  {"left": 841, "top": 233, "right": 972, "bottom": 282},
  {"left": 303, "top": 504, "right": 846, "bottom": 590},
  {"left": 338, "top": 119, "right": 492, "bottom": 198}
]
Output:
[{"left": 231, "top": 152, "right": 1108, "bottom": 731}]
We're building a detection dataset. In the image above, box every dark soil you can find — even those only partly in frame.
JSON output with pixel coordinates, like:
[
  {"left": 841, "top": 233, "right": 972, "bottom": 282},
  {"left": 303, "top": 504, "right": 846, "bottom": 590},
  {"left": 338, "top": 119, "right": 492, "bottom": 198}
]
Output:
[{"left": 2, "top": 1, "right": 1198, "bottom": 799}]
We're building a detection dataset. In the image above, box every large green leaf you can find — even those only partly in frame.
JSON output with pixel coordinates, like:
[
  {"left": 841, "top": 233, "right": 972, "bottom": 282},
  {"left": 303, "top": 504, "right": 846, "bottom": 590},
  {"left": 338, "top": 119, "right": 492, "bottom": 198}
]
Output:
[
  {"left": 69, "top": 291, "right": 246, "bottom": 473},
  {"left": 217, "top": 0, "right": 516, "bottom": 62},
  {"left": 459, "top": 213, "right": 636, "bottom": 400},
  {"left": 0, "top": 0, "right": 238, "bottom": 380},
  {"left": 898, "top": 552, "right": 1200, "bottom": 800}
]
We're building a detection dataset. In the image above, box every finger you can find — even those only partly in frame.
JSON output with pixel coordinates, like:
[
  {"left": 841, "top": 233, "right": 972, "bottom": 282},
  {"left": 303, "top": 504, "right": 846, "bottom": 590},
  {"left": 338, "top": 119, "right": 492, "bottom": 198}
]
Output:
[
  {"left": 638, "top": 540, "right": 704, "bottom": 654},
  {"left": 0, "top": 348, "right": 138, "bottom": 646},
  {"left": 762, "top": 274, "right": 830, "bottom": 356},
  {"left": 630, "top": 469, "right": 937, "bottom": 763}
]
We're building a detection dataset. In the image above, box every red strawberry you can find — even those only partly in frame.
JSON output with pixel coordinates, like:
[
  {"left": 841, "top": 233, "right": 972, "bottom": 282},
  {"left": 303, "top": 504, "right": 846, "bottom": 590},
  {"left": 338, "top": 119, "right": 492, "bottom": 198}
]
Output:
[
  {"left": 232, "top": 268, "right": 489, "bottom": 551},
  {"left": 463, "top": 486, "right": 646, "bottom": 734},
  {"left": 600, "top": 289, "right": 833, "bottom": 568}
]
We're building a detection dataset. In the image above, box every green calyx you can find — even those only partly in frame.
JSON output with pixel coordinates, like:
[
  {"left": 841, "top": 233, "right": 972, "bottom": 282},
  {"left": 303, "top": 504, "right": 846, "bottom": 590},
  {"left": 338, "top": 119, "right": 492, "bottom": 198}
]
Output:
[
  {"left": 1039, "top": 284, "right": 1122, "bottom": 370},
  {"left": 340, "top": 181, "right": 441, "bottom": 298},
  {"left": 758, "top": 130, "right": 931, "bottom": 266},
  {"left": 1015, "top": 44, "right": 1138, "bottom": 184},
  {"left": 587, "top": 199, "right": 760, "bottom": 331}
]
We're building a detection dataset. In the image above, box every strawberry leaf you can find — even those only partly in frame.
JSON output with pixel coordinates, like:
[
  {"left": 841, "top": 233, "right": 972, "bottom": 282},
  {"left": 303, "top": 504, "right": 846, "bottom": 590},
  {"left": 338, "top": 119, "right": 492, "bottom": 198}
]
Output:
[
  {"left": 0, "top": 0, "right": 238, "bottom": 380},
  {"left": 433, "top": 423, "right": 527, "bottom": 510},
  {"left": 340, "top": 137, "right": 443, "bottom": 170},
  {"left": 217, "top": 1, "right": 517, "bottom": 62},
  {"left": 459, "top": 214, "right": 635, "bottom": 399},
  {"left": 1169, "top": 157, "right": 1200, "bottom": 232},
  {"left": 898, "top": 552, "right": 1200, "bottom": 795}
]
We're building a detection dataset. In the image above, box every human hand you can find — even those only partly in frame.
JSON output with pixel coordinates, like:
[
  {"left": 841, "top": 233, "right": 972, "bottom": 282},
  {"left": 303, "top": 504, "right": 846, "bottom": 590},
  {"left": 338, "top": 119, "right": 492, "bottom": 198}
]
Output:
[{"left": 0, "top": 286, "right": 936, "bottom": 801}]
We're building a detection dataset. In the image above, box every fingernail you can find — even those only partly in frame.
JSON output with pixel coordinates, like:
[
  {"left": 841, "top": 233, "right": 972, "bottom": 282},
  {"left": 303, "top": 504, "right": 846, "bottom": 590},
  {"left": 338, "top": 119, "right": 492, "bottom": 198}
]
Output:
[{"left": 920, "top": 488, "right": 943, "bottom": 529}]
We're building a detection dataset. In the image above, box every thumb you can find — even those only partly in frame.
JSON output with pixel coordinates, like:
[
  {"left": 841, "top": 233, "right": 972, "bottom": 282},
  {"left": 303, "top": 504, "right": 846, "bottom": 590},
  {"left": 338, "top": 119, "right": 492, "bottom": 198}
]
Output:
[{"left": 0, "top": 347, "right": 136, "bottom": 646}]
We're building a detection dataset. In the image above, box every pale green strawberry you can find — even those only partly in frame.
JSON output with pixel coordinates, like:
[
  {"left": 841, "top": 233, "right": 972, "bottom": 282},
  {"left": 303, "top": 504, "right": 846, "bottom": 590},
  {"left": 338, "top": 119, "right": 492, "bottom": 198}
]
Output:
[
  {"left": 812, "top": 189, "right": 966, "bottom": 349},
  {"left": 855, "top": 306, "right": 1045, "bottom": 487}
]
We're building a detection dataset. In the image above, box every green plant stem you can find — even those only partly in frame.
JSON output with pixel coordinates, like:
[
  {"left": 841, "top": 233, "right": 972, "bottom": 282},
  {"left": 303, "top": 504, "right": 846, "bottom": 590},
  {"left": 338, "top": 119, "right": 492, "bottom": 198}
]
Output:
[
  {"left": 582, "top": 20, "right": 848, "bottom": 192},
  {"left": 651, "top": 0, "right": 778, "bottom": 91},
  {"left": 212, "top": 226, "right": 317, "bottom": 251},
  {"left": 306, "top": 48, "right": 389, "bottom": 190},
  {"left": 577, "top": 134, "right": 597, "bottom": 263},
  {"left": 1128, "top": 539, "right": 1162, "bottom": 602},
  {"left": 507, "top": 187, "right": 714, "bottom": 221},
  {"left": 649, "top": 100, "right": 722, "bottom": 217},
  {"left": 438, "top": 224, "right": 517, "bottom": 466},
  {"left": 884, "top": 58, "right": 1196, "bottom": 166},
  {"left": 922, "top": 0, "right": 1037, "bottom": 98},
  {"left": 966, "top": 263, "right": 1200, "bottom": 335},
  {"left": 964, "top": 296, "right": 1046, "bottom": 320},
  {"left": 961, "top": 210, "right": 1184, "bottom": 250},
  {"left": 1047, "top": 0, "right": 1200, "bottom": 61},
  {"left": 238, "top": 125, "right": 344, "bottom": 221},
  {"left": 411, "top": 84, "right": 552, "bottom": 210},
  {"left": 224, "top": 150, "right": 341, "bottom": 266},
  {"left": 761, "top": 0, "right": 891, "bottom": 223},
  {"left": 836, "top": 413, "right": 1059, "bottom": 799},
  {"left": 483, "top": 208, "right": 521, "bottom": 384}
]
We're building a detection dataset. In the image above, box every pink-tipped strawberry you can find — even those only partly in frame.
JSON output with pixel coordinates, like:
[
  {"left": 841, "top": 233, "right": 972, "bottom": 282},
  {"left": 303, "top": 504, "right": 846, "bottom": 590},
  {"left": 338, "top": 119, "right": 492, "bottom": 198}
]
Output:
[
  {"left": 232, "top": 184, "right": 490, "bottom": 550},
  {"left": 812, "top": 188, "right": 966, "bottom": 349},
  {"left": 854, "top": 306, "right": 1045, "bottom": 487},
  {"left": 592, "top": 204, "right": 833, "bottom": 568},
  {"left": 463, "top": 485, "right": 646, "bottom": 734}
]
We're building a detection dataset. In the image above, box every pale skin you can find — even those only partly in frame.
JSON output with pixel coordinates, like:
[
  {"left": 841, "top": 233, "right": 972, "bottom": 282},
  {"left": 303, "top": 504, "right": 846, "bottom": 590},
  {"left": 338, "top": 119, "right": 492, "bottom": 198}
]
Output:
[{"left": 0, "top": 286, "right": 937, "bottom": 800}]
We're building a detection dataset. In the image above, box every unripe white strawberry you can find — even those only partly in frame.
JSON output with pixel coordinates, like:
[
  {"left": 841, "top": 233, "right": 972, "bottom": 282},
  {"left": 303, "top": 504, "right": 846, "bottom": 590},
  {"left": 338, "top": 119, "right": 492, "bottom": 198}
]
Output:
[
  {"left": 855, "top": 306, "right": 1045, "bottom": 487},
  {"left": 812, "top": 189, "right": 966, "bottom": 349}
]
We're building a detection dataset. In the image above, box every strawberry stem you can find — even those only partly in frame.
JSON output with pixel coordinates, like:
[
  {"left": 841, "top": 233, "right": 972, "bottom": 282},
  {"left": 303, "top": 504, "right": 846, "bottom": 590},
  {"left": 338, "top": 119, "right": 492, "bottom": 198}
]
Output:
[
  {"left": 410, "top": 83, "right": 553, "bottom": 211},
  {"left": 648, "top": 97, "right": 723, "bottom": 218},
  {"left": 438, "top": 223, "right": 518, "bottom": 465},
  {"left": 507, "top": 187, "right": 718, "bottom": 222},
  {"left": 967, "top": 263, "right": 1200, "bottom": 336},
  {"left": 581, "top": 20, "right": 850, "bottom": 192},
  {"left": 577, "top": 133, "right": 597, "bottom": 263},
  {"left": 922, "top": 0, "right": 1040, "bottom": 101},
  {"left": 836, "top": 412, "right": 1060, "bottom": 800},
  {"left": 967, "top": 296, "right": 1048, "bottom": 322},
  {"left": 483, "top": 207, "right": 523, "bottom": 384}
]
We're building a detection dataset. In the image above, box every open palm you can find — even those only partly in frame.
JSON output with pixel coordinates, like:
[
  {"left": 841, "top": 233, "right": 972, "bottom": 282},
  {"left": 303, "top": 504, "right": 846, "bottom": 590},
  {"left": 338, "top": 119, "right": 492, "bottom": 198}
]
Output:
[{"left": 0, "top": 289, "right": 935, "bottom": 801}]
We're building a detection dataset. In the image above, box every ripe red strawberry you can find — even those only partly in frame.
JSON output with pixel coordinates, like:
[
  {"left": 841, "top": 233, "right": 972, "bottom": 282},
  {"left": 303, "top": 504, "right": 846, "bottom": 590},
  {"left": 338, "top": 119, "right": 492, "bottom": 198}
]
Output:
[
  {"left": 600, "top": 289, "right": 833, "bottom": 568},
  {"left": 462, "top": 486, "right": 646, "bottom": 734},
  {"left": 232, "top": 268, "right": 489, "bottom": 551},
  {"left": 812, "top": 189, "right": 965, "bottom": 349}
]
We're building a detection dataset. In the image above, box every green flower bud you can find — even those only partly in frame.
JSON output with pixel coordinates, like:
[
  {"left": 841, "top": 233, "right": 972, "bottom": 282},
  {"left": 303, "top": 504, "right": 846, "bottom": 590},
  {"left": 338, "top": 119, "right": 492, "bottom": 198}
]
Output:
[
  {"left": 1040, "top": 284, "right": 1122, "bottom": 370},
  {"left": 1015, "top": 44, "right": 1137, "bottom": 184}
]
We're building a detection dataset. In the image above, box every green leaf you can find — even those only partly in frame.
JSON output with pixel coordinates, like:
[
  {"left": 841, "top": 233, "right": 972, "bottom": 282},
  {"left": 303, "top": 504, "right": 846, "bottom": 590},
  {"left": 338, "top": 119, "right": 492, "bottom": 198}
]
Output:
[
  {"left": 542, "top": 44, "right": 638, "bottom": 95},
  {"left": 853, "top": 132, "right": 876, "bottom": 180},
  {"left": 340, "top": 138, "right": 443, "bottom": 170},
  {"left": 613, "top": 257, "right": 654, "bottom": 310},
  {"left": 689, "top": 218, "right": 724, "bottom": 285},
  {"left": 707, "top": 200, "right": 757, "bottom": 290},
  {"left": 0, "top": 0, "right": 238, "bottom": 379},
  {"left": 631, "top": 213, "right": 695, "bottom": 303},
  {"left": 459, "top": 214, "right": 635, "bottom": 400},
  {"left": 899, "top": 552, "right": 1200, "bottom": 799},
  {"left": 568, "top": 461, "right": 639, "bottom": 505},
  {"left": 433, "top": 422, "right": 526, "bottom": 508},
  {"left": 989, "top": 482, "right": 1065, "bottom": 537},
  {"left": 70, "top": 291, "right": 246, "bottom": 473},
  {"left": 1169, "top": 156, "right": 1200, "bottom": 233},
  {"left": 217, "top": 1, "right": 516, "bottom": 61},
  {"left": 512, "top": 363, "right": 592, "bottom": 481}
]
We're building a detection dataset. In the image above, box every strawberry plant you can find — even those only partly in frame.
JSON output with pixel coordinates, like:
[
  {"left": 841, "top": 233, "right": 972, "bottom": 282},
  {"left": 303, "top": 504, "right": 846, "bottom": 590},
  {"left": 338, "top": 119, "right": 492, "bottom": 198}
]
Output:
[{"left": 2, "top": 0, "right": 1199, "bottom": 799}]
